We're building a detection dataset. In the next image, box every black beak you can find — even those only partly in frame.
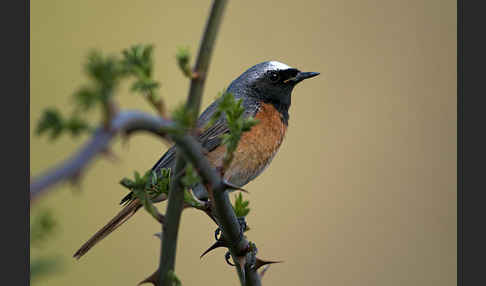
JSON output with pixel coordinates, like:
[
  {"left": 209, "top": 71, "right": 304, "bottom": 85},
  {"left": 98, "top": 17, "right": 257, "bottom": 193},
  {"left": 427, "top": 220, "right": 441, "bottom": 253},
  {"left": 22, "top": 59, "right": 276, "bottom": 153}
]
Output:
[{"left": 287, "top": 71, "right": 320, "bottom": 84}]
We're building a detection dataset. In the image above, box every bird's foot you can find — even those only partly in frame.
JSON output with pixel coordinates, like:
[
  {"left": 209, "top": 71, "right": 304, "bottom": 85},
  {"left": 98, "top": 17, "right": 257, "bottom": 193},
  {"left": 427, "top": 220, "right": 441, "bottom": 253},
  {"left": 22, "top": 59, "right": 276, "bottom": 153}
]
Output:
[{"left": 200, "top": 217, "right": 248, "bottom": 262}]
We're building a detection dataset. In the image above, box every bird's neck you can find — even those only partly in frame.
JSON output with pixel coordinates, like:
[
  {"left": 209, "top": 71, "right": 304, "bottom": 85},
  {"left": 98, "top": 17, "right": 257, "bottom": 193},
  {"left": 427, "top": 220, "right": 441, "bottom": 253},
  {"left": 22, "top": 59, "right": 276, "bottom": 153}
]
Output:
[{"left": 263, "top": 100, "right": 289, "bottom": 125}]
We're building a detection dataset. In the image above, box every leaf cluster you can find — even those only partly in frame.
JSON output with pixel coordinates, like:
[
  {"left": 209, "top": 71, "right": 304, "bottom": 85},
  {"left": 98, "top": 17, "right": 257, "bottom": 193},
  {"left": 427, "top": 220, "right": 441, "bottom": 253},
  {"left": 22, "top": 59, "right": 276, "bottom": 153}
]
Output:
[
  {"left": 30, "top": 209, "right": 58, "bottom": 247},
  {"left": 181, "top": 163, "right": 200, "bottom": 188},
  {"left": 120, "top": 169, "right": 171, "bottom": 198},
  {"left": 119, "top": 166, "right": 203, "bottom": 218},
  {"left": 36, "top": 44, "right": 162, "bottom": 141},
  {"left": 36, "top": 108, "right": 91, "bottom": 140},
  {"left": 30, "top": 210, "right": 63, "bottom": 283},
  {"left": 85, "top": 51, "right": 124, "bottom": 97},
  {"left": 208, "top": 91, "right": 259, "bottom": 169},
  {"left": 120, "top": 169, "right": 170, "bottom": 220},
  {"left": 167, "top": 270, "right": 182, "bottom": 286},
  {"left": 171, "top": 104, "right": 198, "bottom": 133},
  {"left": 30, "top": 256, "right": 63, "bottom": 282},
  {"left": 121, "top": 45, "right": 162, "bottom": 109},
  {"left": 72, "top": 51, "right": 126, "bottom": 113},
  {"left": 176, "top": 46, "right": 192, "bottom": 78},
  {"left": 181, "top": 164, "right": 203, "bottom": 208},
  {"left": 232, "top": 193, "right": 250, "bottom": 218}
]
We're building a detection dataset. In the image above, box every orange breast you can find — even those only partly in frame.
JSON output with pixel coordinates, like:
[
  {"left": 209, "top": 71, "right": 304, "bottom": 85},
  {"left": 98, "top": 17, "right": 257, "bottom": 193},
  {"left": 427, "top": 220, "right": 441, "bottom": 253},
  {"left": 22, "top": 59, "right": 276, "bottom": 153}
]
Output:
[{"left": 207, "top": 103, "right": 287, "bottom": 186}]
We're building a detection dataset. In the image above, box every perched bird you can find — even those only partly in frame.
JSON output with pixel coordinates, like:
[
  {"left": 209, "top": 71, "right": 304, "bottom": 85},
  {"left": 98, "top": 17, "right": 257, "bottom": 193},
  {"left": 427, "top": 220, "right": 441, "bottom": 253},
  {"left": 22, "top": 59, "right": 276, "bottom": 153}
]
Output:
[{"left": 73, "top": 61, "right": 319, "bottom": 259}]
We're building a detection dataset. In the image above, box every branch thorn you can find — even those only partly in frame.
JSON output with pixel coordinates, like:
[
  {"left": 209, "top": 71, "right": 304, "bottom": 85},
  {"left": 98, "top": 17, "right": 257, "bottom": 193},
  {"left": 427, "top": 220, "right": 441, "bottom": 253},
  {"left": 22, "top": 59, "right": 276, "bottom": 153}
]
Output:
[
  {"left": 138, "top": 269, "right": 160, "bottom": 286},
  {"left": 200, "top": 240, "right": 226, "bottom": 259},
  {"left": 222, "top": 179, "right": 249, "bottom": 193},
  {"left": 254, "top": 257, "right": 283, "bottom": 270}
]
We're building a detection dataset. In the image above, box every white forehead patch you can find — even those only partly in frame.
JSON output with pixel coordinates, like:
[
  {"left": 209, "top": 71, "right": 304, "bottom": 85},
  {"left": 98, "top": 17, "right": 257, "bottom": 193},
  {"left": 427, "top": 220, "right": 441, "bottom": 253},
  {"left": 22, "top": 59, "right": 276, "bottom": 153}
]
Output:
[{"left": 267, "top": 61, "right": 292, "bottom": 71}]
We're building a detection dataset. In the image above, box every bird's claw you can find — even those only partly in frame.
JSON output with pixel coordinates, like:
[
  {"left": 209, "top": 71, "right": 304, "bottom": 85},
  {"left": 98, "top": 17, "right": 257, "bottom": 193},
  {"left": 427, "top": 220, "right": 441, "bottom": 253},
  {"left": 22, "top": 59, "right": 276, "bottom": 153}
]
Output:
[
  {"left": 200, "top": 227, "right": 227, "bottom": 259},
  {"left": 201, "top": 218, "right": 248, "bottom": 265},
  {"left": 214, "top": 227, "right": 222, "bottom": 241},
  {"left": 225, "top": 251, "right": 235, "bottom": 266}
]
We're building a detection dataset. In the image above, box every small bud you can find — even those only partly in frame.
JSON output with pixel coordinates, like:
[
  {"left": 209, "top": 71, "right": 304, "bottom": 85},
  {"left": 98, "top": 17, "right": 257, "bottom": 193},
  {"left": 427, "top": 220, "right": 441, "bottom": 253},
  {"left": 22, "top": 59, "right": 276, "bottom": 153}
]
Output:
[{"left": 176, "top": 46, "right": 192, "bottom": 78}]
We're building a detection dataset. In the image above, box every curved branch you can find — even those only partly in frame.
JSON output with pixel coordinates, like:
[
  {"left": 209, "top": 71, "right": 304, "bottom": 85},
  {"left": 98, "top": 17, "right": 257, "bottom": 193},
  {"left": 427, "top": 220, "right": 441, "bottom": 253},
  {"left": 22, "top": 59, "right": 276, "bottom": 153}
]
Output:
[{"left": 30, "top": 110, "right": 175, "bottom": 202}]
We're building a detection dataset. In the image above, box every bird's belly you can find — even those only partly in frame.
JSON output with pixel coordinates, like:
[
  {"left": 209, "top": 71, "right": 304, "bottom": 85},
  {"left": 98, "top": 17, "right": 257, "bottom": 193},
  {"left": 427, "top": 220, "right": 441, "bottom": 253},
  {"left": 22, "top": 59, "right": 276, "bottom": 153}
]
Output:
[{"left": 207, "top": 103, "right": 287, "bottom": 187}]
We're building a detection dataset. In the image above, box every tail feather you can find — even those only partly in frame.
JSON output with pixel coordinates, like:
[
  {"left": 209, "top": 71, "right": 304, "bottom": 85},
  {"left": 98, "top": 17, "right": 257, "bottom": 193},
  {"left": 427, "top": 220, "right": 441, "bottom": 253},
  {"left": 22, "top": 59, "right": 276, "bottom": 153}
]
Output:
[{"left": 73, "top": 199, "right": 142, "bottom": 259}]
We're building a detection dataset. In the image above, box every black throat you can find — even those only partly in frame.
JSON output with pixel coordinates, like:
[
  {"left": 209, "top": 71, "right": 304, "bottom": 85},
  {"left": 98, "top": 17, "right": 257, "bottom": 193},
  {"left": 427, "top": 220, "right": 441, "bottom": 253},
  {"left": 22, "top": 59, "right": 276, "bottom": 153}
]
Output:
[
  {"left": 263, "top": 99, "right": 290, "bottom": 125},
  {"left": 238, "top": 82, "right": 291, "bottom": 125}
]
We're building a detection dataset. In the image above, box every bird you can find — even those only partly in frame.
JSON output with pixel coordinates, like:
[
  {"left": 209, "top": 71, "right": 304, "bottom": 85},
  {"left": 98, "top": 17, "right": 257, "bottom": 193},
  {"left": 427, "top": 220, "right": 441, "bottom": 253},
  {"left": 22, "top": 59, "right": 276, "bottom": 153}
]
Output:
[{"left": 73, "top": 60, "right": 319, "bottom": 259}]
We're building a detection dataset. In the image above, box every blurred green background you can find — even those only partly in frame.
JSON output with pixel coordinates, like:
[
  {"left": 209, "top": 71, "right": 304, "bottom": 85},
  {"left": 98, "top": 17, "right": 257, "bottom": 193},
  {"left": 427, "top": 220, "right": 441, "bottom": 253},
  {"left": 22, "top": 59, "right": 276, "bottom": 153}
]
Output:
[{"left": 30, "top": 0, "right": 456, "bottom": 285}]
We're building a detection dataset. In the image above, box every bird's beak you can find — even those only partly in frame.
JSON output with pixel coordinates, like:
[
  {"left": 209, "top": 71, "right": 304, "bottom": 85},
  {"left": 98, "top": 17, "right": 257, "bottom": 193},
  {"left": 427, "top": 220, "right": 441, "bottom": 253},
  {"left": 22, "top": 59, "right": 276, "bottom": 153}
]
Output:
[{"left": 284, "top": 71, "right": 320, "bottom": 84}]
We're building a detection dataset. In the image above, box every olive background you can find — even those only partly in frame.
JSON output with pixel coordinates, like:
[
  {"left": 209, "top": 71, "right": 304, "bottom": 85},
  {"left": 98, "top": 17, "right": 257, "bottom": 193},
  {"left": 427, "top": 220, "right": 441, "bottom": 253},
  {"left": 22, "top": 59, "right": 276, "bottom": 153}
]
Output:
[{"left": 30, "top": 0, "right": 456, "bottom": 285}]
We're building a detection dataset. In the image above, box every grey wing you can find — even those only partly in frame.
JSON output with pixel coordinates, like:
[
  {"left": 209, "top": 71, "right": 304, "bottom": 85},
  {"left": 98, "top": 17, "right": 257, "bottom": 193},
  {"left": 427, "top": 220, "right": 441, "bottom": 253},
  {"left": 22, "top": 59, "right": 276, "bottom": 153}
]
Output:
[
  {"left": 150, "top": 96, "right": 228, "bottom": 173},
  {"left": 126, "top": 95, "right": 260, "bottom": 202},
  {"left": 148, "top": 119, "right": 227, "bottom": 175}
]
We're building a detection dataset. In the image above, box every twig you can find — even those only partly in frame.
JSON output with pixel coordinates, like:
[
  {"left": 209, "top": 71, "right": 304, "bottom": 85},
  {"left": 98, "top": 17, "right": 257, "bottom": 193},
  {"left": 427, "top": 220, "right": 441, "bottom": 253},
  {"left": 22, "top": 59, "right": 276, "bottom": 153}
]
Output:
[
  {"left": 158, "top": 155, "right": 185, "bottom": 286},
  {"left": 158, "top": 1, "right": 228, "bottom": 285},
  {"left": 185, "top": 0, "right": 228, "bottom": 112},
  {"left": 146, "top": 90, "right": 167, "bottom": 119},
  {"left": 30, "top": 110, "right": 175, "bottom": 202}
]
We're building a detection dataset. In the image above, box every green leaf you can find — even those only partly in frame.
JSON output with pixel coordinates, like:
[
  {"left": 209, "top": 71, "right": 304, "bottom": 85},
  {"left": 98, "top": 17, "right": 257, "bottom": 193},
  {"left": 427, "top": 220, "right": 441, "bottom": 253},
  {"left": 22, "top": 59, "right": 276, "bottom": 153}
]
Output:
[
  {"left": 242, "top": 117, "right": 259, "bottom": 131},
  {"left": 153, "top": 168, "right": 171, "bottom": 197},
  {"left": 151, "top": 171, "right": 158, "bottom": 186},
  {"left": 30, "top": 256, "right": 63, "bottom": 281},
  {"left": 119, "top": 168, "right": 171, "bottom": 220},
  {"left": 176, "top": 46, "right": 191, "bottom": 78},
  {"left": 134, "top": 171, "right": 141, "bottom": 182},
  {"left": 171, "top": 104, "right": 197, "bottom": 132},
  {"left": 206, "top": 91, "right": 259, "bottom": 169},
  {"left": 131, "top": 79, "right": 160, "bottom": 93},
  {"left": 181, "top": 163, "right": 200, "bottom": 188},
  {"left": 132, "top": 187, "right": 159, "bottom": 221},
  {"left": 183, "top": 189, "right": 202, "bottom": 208},
  {"left": 180, "top": 164, "right": 203, "bottom": 208},
  {"left": 167, "top": 270, "right": 182, "bottom": 286},
  {"left": 121, "top": 44, "right": 155, "bottom": 77},
  {"left": 36, "top": 108, "right": 64, "bottom": 140},
  {"left": 119, "top": 177, "right": 134, "bottom": 189},
  {"left": 36, "top": 108, "right": 92, "bottom": 140},
  {"left": 30, "top": 209, "right": 57, "bottom": 247},
  {"left": 85, "top": 51, "right": 123, "bottom": 92},
  {"left": 65, "top": 115, "right": 91, "bottom": 136},
  {"left": 38, "top": 43, "right": 163, "bottom": 143},
  {"left": 73, "top": 86, "right": 100, "bottom": 111},
  {"left": 121, "top": 44, "right": 162, "bottom": 112},
  {"left": 232, "top": 193, "right": 250, "bottom": 218}
]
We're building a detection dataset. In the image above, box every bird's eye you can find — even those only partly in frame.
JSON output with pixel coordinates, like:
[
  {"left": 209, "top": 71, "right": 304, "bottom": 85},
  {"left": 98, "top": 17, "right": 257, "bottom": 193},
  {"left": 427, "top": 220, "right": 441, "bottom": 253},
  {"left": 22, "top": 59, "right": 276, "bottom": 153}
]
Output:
[{"left": 269, "top": 71, "right": 280, "bottom": 82}]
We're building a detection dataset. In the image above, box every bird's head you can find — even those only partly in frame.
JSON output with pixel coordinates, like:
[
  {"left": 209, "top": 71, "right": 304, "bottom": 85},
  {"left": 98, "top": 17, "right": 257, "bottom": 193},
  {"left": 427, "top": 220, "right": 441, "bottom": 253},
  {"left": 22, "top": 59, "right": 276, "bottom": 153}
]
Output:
[{"left": 227, "top": 61, "right": 319, "bottom": 107}]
